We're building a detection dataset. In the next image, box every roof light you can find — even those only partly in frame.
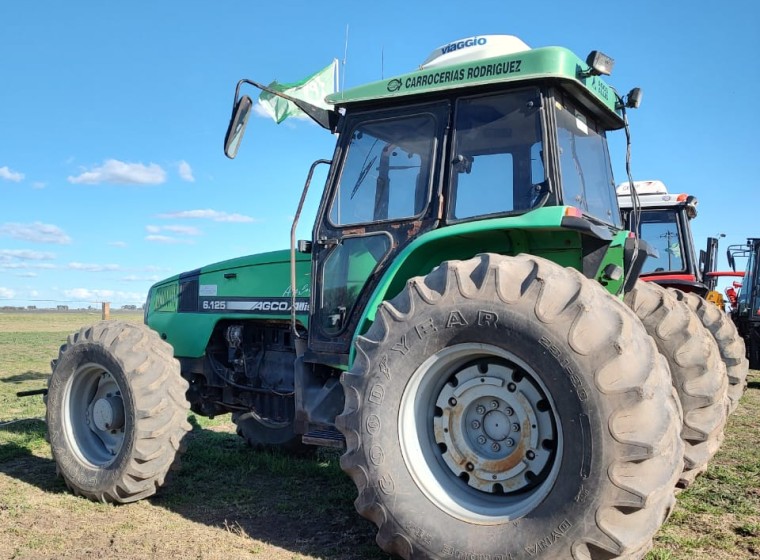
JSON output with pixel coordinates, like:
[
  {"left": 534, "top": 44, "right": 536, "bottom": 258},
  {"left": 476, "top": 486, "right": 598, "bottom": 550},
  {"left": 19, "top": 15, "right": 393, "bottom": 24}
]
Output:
[
  {"left": 564, "top": 206, "right": 583, "bottom": 217},
  {"left": 685, "top": 195, "right": 698, "bottom": 219},
  {"left": 584, "top": 50, "right": 614, "bottom": 77}
]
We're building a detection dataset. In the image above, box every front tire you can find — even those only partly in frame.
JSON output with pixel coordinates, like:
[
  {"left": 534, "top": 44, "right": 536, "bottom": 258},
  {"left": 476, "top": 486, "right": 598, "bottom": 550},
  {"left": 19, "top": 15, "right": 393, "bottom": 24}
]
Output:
[
  {"left": 338, "top": 254, "right": 683, "bottom": 560},
  {"left": 46, "top": 321, "right": 191, "bottom": 503}
]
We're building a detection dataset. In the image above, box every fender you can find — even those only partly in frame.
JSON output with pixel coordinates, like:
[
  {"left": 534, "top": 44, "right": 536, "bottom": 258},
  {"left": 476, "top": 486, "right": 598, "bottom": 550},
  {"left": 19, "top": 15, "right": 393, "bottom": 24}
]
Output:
[{"left": 349, "top": 206, "right": 623, "bottom": 365}]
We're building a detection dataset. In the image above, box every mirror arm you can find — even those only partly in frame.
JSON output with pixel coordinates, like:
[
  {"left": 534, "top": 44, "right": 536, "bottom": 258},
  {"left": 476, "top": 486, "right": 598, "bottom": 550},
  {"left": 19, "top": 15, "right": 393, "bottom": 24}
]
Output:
[{"left": 233, "top": 78, "right": 339, "bottom": 131}]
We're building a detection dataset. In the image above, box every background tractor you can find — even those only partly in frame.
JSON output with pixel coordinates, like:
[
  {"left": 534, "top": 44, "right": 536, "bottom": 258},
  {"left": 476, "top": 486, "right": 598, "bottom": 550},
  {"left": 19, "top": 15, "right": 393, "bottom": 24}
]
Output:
[
  {"left": 617, "top": 180, "right": 748, "bottom": 412},
  {"left": 44, "top": 35, "right": 730, "bottom": 559},
  {"left": 727, "top": 238, "right": 760, "bottom": 368}
]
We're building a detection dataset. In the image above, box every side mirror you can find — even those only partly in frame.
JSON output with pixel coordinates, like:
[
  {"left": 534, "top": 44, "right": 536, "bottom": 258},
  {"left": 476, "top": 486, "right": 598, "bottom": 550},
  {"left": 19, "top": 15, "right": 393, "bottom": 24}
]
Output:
[
  {"left": 224, "top": 95, "right": 253, "bottom": 159},
  {"left": 727, "top": 249, "right": 735, "bottom": 271}
]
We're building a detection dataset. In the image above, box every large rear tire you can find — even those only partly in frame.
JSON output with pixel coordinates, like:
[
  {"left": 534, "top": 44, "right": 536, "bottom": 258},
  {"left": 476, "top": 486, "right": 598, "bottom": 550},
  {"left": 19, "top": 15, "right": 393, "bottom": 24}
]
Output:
[
  {"left": 46, "top": 321, "right": 191, "bottom": 503},
  {"left": 338, "top": 254, "right": 683, "bottom": 560},
  {"left": 624, "top": 281, "right": 728, "bottom": 486},
  {"left": 671, "top": 290, "right": 749, "bottom": 413}
]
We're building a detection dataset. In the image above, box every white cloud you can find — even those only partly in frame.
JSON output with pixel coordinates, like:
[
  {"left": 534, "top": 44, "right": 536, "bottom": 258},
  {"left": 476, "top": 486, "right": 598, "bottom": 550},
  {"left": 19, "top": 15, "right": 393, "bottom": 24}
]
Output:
[
  {"left": 67, "top": 262, "right": 121, "bottom": 272},
  {"left": 145, "top": 234, "right": 194, "bottom": 245},
  {"left": 156, "top": 209, "right": 254, "bottom": 223},
  {"left": 15, "top": 272, "right": 37, "bottom": 278},
  {"left": 63, "top": 288, "right": 145, "bottom": 304},
  {"left": 0, "top": 249, "right": 56, "bottom": 261},
  {"left": 68, "top": 159, "right": 166, "bottom": 185},
  {"left": 178, "top": 160, "right": 195, "bottom": 182},
  {"left": 32, "top": 181, "right": 46, "bottom": 189},
  {"left": 146, "top": 224, "right": 201, "bottom": 236},
  {"left": 108, "top": 241, "right": 128, "bottom": 248},
  {"left": 122, "top": 274, "right": 161, "bottom": 282},
  {"left": 0, "top": 166, "right": 24, "bottom": 182},
  {"left": 0, "top": 222, "right": 71, "bottom": 244},
  {"left": 0, "top": 287, "right": 15, "bottom": 298},
  {"left": 0, "top": 262, "right": 56, "bottom": 270}
]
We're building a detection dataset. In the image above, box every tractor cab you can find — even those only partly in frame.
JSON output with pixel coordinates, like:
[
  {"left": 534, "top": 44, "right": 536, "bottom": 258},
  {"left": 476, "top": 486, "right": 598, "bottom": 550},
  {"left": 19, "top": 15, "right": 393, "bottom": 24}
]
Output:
[
  {"left": 617, "top": 180, "right": 718, "bottom": 297},
  {"left": 226, "top": 35, "right": 646, "bottom": 365}
]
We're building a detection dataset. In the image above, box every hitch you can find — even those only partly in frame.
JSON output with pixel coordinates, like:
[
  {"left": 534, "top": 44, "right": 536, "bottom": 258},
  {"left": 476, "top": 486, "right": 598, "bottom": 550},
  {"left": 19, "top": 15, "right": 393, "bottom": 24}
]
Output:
[{"left": 16, "top": 388, "right": 48, "bottom": 398}]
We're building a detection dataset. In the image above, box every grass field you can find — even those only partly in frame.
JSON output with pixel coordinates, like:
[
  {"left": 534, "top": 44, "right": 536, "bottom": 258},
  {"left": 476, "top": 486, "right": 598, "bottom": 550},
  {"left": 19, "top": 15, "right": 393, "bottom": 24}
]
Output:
[{"left": 0, "top": 312, "right": 758, "bottom": 560}]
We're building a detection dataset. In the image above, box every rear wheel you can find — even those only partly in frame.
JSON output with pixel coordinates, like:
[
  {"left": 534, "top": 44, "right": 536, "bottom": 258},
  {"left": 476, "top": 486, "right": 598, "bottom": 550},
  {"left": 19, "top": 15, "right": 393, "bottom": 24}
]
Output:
[
  {"left": 338, "top": 254, "right": 683, "bottom": 560},
  {"left": 46, "top": 321, "right": 191, "bottom": 503},
  {"left": 625, "top": 281, "right": 728, "bottom": 486},
  {"left": 672, "top": 290, "right": 749, "bottom": 413}
]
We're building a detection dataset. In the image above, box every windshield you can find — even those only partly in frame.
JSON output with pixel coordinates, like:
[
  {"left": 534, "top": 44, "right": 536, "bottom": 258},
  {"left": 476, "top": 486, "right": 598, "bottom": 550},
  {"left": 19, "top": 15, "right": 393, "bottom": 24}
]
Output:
[
  {"left": 329, "top": 113, "right": 436, "bottom": 226},
  {"left": 636, "top": 210, "right": 685, "bottom": 274},
  {"left": 555, "top": 93, "right": 620, "bottom": 226},
  {"left": 448, "top": 89, "right": 546, "bottom": 220}
]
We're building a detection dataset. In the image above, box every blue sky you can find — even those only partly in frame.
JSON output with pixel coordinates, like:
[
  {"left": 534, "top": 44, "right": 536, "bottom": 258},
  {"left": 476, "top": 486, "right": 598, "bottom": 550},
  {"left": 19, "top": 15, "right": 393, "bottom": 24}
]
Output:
[{"left": 1, "top": 1, "right": 758, "bottom": 308}]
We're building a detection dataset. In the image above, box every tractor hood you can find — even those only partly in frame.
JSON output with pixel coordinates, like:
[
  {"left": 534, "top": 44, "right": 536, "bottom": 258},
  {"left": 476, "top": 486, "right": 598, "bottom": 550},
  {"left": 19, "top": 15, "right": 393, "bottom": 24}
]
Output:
[{"left": 145, "top": 248, "right": 312, "bottom": 357}]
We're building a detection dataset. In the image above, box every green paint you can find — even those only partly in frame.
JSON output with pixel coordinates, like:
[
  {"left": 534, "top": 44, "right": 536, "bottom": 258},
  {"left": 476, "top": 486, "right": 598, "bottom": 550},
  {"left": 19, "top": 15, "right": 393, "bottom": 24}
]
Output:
[{"left": 328, "top": 47, "right": 622, "bottom": 128}]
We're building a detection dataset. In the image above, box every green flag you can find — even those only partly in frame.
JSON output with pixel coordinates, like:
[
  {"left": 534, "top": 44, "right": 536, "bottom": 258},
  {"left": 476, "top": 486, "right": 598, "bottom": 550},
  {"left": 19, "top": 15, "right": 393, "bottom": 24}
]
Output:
[{"left": 259, "top": 60, "right": 337, "bottom": 124}]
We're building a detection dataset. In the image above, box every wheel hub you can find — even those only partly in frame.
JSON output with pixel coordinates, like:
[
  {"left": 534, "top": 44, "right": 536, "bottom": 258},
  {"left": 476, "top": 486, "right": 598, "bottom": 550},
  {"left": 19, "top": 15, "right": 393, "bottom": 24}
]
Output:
[
  {"left": 434, "top": 361, "right": 555, "bottom": 494},
  {"left": 65, "top": 367, "right": 127, "bottom": 465},
  {"left": 92, "top": 396, "right": 125, "bottom": 431}
]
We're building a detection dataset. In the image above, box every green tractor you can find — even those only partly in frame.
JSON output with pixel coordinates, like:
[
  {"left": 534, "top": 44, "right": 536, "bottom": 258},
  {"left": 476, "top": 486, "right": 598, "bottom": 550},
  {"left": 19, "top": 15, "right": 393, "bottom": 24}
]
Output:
[{"left": 45, "top": 35, "right": 729, "bottom": 559}]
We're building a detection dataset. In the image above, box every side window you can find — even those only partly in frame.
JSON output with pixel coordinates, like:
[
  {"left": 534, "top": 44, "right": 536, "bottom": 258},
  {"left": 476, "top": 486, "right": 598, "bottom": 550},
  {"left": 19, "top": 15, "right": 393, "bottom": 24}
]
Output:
[
  {"left": 449, "top": 89, "right": 545, "bottom": 221},
  {"left": 555, "top": 95, "right": 620, "bottom": 226},
  {"left": 329, "top": 115, "right": 435, "bottom": 226},
  {"left": 454, "top": 153, "right": 514, "bottom": 218}
]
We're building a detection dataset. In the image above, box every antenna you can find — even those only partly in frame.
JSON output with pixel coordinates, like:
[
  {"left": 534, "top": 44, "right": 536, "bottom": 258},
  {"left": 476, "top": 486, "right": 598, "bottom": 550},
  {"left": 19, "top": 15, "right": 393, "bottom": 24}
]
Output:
[
  {"left": 381, "top": 46, "right": 384, "bottom": 79},
  {"left": 342, "top": 24, "right": 349, "bottom": 92}
]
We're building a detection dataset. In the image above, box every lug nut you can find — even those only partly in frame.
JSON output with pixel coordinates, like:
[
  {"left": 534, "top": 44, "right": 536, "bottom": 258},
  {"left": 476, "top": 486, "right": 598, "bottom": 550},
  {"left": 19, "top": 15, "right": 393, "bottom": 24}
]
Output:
[
  {"left": 471, "top": 420, "right": 481, "bottom": 429},
  {"left": 512, "top": 423, "right": 520, "bottom": 432},
  {"left": 505, "top": 407, "right": 514, "bottom": 416},
  {"left": 476, "top": 405, "right": 485, "bottom": 415},
  {"left": 490, "top": 400, "right": 499, "bottom": 409},
  {"left": 505, "top": 438, "right": 515, "bottom": 447},
  {"left": 491, "top": 443, "right": 501, "bottom": 452},
  {"left": 477, "top": 435, "right": 487, "bottom": 445}
]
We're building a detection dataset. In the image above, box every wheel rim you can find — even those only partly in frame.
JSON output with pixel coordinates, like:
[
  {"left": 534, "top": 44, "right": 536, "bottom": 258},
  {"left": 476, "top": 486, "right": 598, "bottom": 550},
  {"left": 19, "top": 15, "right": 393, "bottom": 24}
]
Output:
[
  {"left": 399, "top": 343, "right": 562, "bottom": 523},
  {"left": 62, "top": 363, "right": 127, "bottom": 467}
]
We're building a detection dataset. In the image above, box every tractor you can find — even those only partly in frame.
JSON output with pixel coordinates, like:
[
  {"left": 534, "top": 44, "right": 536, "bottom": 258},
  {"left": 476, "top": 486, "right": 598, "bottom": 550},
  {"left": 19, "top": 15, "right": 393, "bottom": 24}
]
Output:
[
  {"left": 44, "top": 35, "right": 730, "bottom": 559},
  {"left": 617, "top": 180, "right": 748, "bottom": 411},
  {"left": 727, "top": 238, "right": 760, "bottom": 368}
]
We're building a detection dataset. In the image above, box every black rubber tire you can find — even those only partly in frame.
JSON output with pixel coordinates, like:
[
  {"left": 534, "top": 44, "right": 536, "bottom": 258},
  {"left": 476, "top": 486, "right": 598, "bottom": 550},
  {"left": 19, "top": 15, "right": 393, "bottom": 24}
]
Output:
[
  {"left": 671, "top": 290, "right": 749, "bottom": 413},
  {"left": 337, "top": 254, "right": 683, "bottom": 560},
  {"left": 624, "top": 281, "right": 728, "bottom": 486},
  {"left": 46, "top": 321, "right": 191, "bottom": 503},
  {"left": 231, "top": 411, "right": 312, "bottom": 455}
]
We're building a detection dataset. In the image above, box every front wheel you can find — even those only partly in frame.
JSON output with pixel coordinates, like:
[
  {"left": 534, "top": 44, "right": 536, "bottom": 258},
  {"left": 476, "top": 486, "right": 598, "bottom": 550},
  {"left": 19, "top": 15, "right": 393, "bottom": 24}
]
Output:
[
  {"left": 46, "top": 321, "right": 191, "bottom": 503},
  {"left": 625, "top": 281, "right": 728, "bottom": 486},
  {"left": 671, "top": 290, "right": 748, "bottom": 413},
  {"left": 338, "top": 254, "right": 683, "bottom": 560}
]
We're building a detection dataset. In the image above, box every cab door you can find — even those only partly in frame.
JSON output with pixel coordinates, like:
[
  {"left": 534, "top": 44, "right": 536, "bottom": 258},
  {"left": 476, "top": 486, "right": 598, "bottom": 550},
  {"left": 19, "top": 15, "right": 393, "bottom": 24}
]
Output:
[{"left": 307, "top": 101, "right": 449, "bottom": 364}]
